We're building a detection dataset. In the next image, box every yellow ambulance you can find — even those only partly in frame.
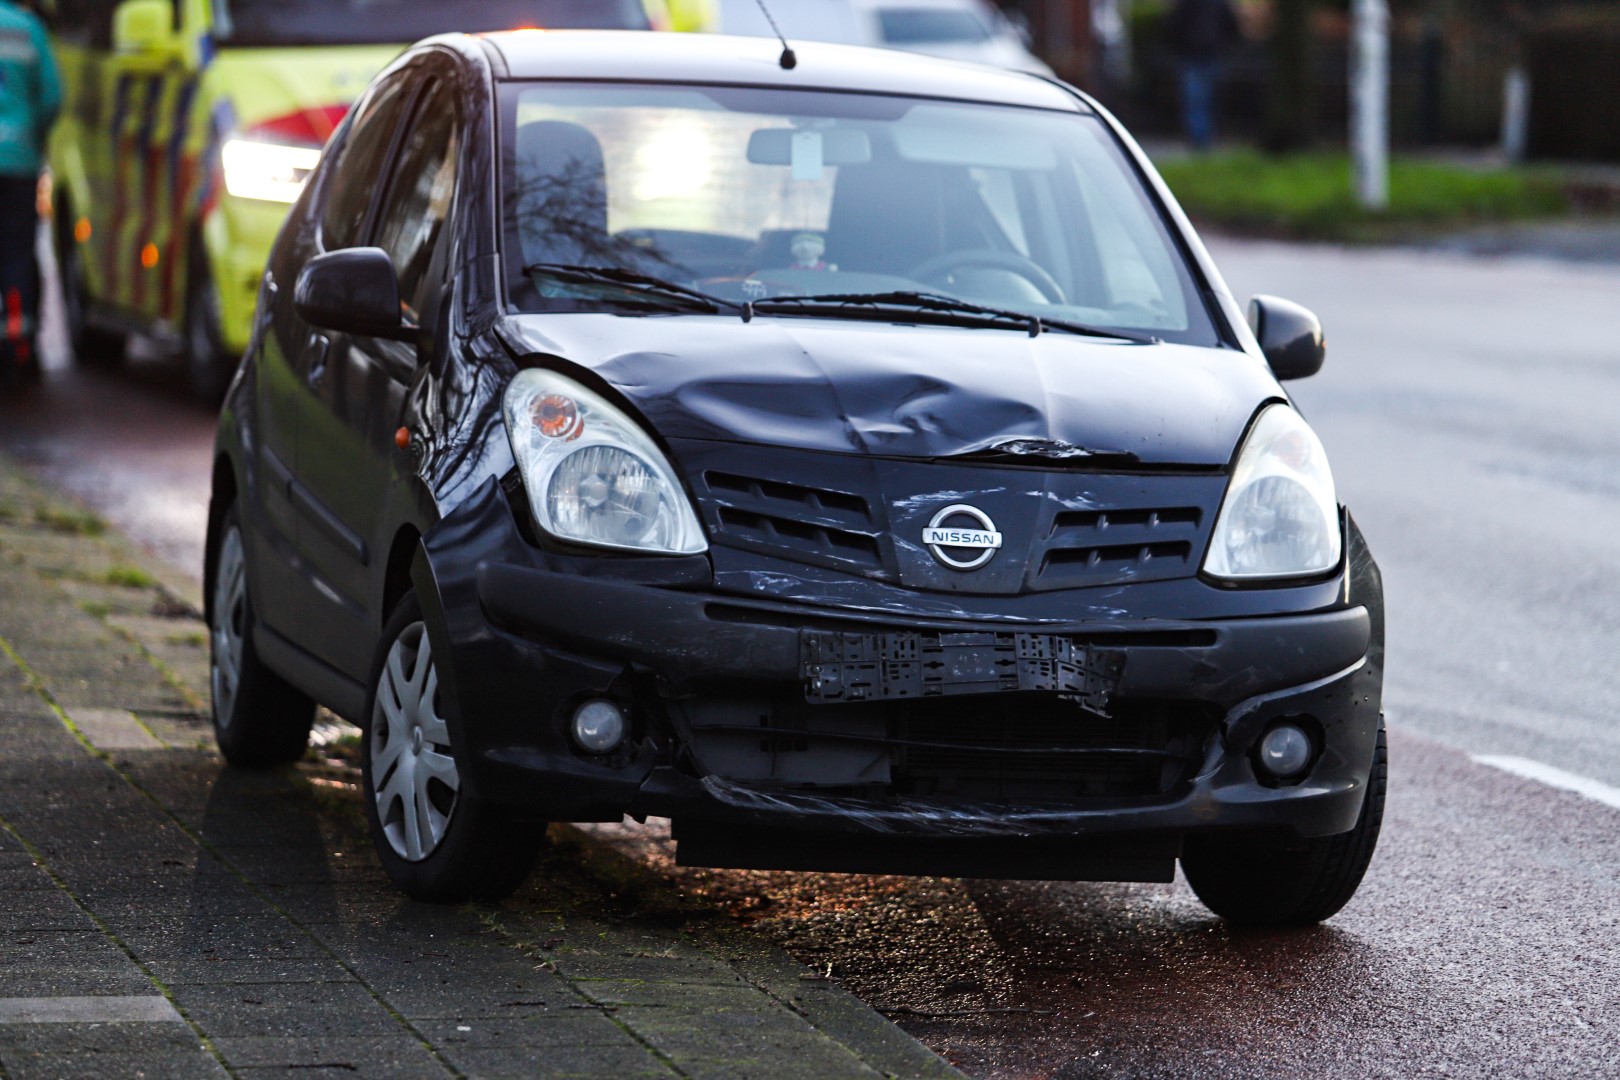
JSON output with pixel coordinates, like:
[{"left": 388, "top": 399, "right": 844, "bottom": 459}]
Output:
[{"left": 46, "top": 0, "right": 653, "bottom": 396}]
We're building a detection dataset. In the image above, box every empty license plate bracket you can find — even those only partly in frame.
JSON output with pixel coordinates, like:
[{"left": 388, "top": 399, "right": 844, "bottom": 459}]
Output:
[{"left": 801, "top": 630, "right": 1124, "bottom": 715}]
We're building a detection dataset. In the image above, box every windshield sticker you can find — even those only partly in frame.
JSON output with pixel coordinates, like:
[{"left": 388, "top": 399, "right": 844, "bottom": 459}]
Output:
[{"left": 791, "top": 131, "right": 824, "bottom": 181}]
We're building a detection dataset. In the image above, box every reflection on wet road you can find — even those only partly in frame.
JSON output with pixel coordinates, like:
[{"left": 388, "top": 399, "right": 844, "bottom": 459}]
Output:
[{"left": 0, "top": 350, "right": 214, "bottom": 576}]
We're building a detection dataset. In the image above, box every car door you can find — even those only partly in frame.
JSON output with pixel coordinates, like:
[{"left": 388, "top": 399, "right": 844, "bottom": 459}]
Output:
[
  {"left": 293, "top": 68, "right": 464, "bottom": 680},
  {"left": 249, "top": 68, "right": 415, "bottom": 640}
]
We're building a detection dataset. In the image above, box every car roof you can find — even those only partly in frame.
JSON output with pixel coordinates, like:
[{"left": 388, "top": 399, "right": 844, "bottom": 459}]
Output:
[{"left": 475, "top": 29, "right": 1084, "bottom": 112}]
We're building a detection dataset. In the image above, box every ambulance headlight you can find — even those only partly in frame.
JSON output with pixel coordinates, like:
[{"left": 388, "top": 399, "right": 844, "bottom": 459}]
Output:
[{"left": 221, "top": 139, "right": 322, "bottom": 204}]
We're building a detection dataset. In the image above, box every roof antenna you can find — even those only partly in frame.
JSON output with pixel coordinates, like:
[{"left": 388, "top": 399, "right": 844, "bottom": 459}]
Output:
[{"left": 753, "top": 0, "right": 797, "bottom": 69}]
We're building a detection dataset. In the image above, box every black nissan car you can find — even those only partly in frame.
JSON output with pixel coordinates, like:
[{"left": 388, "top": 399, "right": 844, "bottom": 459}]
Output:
[{"left": 207, "top": 30, "right": 1385, "bottom": 925}]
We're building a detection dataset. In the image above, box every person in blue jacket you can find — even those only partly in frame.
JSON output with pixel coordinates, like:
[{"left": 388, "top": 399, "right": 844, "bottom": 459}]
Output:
[{"left": 0, "top": 0, "right": 61, "bottom": 382}]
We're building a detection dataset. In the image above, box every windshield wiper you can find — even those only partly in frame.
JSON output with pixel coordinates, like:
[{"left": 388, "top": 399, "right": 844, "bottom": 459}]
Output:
[
  {"left": 524, "top": 264, "right": 742, "bottom": 315},
  {"left": 751, "top": 291, "right": 1158, "bottom": 343}
]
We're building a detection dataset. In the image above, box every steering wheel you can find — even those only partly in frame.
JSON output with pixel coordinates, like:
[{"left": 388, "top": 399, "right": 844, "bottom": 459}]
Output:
[{"left": 906, "top": 249, "right": 1068, "bottom": 305}]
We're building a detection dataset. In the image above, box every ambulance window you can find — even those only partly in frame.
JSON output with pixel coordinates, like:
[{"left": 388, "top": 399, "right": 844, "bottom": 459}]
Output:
[
  {"left": 54, "top": 0, "right": 118, "bottom": 47},
  {"left": 320, "top": 75, "right": 413, "bottom": 251},
  {"left": 371, "top": 80, "right": 460, "bottom": 322}
]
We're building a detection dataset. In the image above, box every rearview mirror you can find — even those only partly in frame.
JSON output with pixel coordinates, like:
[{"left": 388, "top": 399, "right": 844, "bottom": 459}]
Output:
[
  {"left": 747, "top": 128, "right": 872, "bottom": 168},
  {"left": 1248, "top": 295, "right": 1325, "bottom": 381},
  {"left": 294, "top": 248, "right": 406, "bottom": 339},
  {"left": 113, "top": 0, "right": 183, "bottom": 63}
]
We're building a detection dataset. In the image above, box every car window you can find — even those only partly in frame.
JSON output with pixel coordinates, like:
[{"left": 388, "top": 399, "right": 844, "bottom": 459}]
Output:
[
  {"left": 371, "top": 79, "right": 460, "bottom": 324},
  {"left": 320, "top": 74, "right": 414, "bottom": 251}
]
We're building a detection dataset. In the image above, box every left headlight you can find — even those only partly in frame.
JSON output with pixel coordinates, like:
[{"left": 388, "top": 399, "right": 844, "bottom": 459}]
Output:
[
  {"left": 502, "top": 369, "right": 707, "bottom": 556},
  {"left": 1203, "top": 404, "right": 1341, "bottom": 581},
  {"left": 220, "top": 139, "right": 322, "bottom": 204}
]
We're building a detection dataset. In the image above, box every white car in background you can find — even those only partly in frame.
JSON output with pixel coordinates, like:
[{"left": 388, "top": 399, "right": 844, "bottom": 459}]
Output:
[{"left": 716, "top": 0, "right": 1053, "bottom": 75}]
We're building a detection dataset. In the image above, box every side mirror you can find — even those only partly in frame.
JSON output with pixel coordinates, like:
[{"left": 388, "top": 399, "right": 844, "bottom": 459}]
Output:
[
  {"left": 1248, "top": 295, "right": 1325, "bottom": 381},
  {"left": 113, "top": 0, "right": 182, "bottom": 62},
  {"left": 294, "top": 248, "right": 405, "bottom": 339}
]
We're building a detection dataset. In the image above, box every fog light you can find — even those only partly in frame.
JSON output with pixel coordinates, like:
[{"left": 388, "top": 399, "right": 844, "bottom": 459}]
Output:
[
  {"left": 1257, "top": 723, "right": 1314, "bottom": 779},
  {"left": 571, "top": 699, "right": 626, "bottom": 754}
]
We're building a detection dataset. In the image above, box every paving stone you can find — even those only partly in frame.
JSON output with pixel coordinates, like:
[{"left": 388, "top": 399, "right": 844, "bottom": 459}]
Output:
[
  {"left": 0, "top": 1049, "right": 227, "bottom": 1080},
  {"left": 1, "top": 930, "right": 133, "bottom": 968},
  {"left": 0, "top": 867, "right": 57, "bottom": 891},
  {"left": 167, "top": 981, "right": 405, "bottom": 1039},
  {"left": 0, "top": 911, "right": 107, "bottom": 938},
  {"left": 95, "top": 915, "right": 330, "bottom": 962},
  {"left": 145, "top": 954, "right": 359, "bottom": 987},
  {"left": 440, "top": 1043, "right": 678, "bottom": 1079},
  {"left": 415, "top": 1011, "right": 644, "bottom": 1048},
  {"left": 211, "top": 1034, "right": 451, "bottom": 1074},
  {"left": 0, "top": 1021, "right": 208, "bottom": 1056},
  {"left": 0, "top": 967, "right": 160, "bottom": 998},
  {"left": 548, "top": 951, "right": 750, "bottom": 987}
]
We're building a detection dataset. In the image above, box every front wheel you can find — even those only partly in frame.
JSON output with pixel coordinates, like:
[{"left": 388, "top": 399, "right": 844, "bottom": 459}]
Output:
[
  {"left": 209, "top": 506, "right": 316, "bottom": 767},
  {"left": 361, "top": 593, "right": 541, "bottom": 903},
  {"left": 1181, "top": 723, "right": 1387, "bottom": 927}
]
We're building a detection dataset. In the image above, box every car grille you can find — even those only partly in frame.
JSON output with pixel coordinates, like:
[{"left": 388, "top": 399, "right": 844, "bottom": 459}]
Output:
[
  {"left": 702, "top": 470, "right": 886, "bottom": 572},
  {"left": 893, "top": 697, "right": 1214, "bottom": 800},
  {"left": 1037, "top": 506, "right": 1205, "bottom": 588}
]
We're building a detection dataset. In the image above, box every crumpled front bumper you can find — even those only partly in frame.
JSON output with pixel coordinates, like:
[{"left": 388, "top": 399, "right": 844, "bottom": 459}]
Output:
[{"left": 413, "top": 480, "right": 1385, "bottom": 870}]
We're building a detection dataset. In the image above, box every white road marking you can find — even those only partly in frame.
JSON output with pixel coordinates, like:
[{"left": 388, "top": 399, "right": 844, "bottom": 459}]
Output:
[
  {"left": 1472, "top": 755, "right": 1620, "bottom": 812},
  {"left": 0, "top": 996, "right": 182, "bottom": 1024},
  {"left": 70, "top": 707, "right": 164, "bottom": 750}
]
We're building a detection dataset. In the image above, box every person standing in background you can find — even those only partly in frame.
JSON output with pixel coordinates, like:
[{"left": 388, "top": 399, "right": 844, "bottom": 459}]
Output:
[
  {"left": 1164, "top": 0, "right": 1242, "bottom": 152},
  {"left": 0, "top": 0, "right": 60, "bottom": 383}
]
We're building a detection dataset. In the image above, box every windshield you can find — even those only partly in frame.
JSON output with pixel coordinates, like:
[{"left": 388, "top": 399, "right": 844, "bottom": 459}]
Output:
[
  {"left": 500, "top": 83, "right": 1215, "bottom": 344},
  {"left": 212, "top": 0, "right": 649, "bottom": 47}
]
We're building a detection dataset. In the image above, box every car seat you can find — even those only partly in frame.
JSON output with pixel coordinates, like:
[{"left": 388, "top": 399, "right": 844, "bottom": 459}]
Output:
[{"left": 512, "top": 120, "right": 612, "bottom": 267}]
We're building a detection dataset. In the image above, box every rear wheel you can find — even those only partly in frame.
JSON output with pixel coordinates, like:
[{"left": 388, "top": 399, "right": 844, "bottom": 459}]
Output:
[
  {"left": 1181, "top": 724, "right": 1387, "bottom": 926},
  {"left": 361, "top": 592, "right": 541, "bottom": 903},
  {"left": 209, "top": 505, "right": 316, "bottom": 767}
]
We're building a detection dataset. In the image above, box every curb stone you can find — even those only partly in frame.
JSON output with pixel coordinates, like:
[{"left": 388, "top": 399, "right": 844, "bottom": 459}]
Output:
[{"left": 0, "top": 450, "right": 964, "bottom": 1079}]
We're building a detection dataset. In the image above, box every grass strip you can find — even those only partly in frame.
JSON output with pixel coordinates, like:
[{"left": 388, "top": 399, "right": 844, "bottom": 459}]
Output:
[{"left": 1154, "top": 150, "right": 1572, "bottom": 241}]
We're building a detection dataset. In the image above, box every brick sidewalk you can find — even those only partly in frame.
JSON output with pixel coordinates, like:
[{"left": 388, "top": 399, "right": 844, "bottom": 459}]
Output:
[{"left": 0, "top": 457, "right": 959, "bottom": 1079}]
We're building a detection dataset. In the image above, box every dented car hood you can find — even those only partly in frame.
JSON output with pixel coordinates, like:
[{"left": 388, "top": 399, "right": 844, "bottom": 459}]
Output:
[{"left": 499, "top": 314, "right": 1282, "bottom": 467}]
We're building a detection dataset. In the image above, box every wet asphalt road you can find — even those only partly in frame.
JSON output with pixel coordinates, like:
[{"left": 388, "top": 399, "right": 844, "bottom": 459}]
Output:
[{"left": 4, "top": 237, "right": 1620, "bottom": 1076}]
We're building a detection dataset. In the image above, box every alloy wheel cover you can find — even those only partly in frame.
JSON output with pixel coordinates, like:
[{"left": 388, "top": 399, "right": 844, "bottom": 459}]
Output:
[
  {"left": 370, "top": 622, "right": 461, "bottom": 862},
  {"left": 210, "top": 527, "right": 247, "bottom": 727}
]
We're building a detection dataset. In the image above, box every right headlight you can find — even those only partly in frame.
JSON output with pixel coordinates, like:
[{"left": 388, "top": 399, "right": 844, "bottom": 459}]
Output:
[
  {"left": 1203, "top": 404, "right": 1341, "bottom": 581},
  {"left": 502, "top": 369, "right": 707, "bottom": 556}
]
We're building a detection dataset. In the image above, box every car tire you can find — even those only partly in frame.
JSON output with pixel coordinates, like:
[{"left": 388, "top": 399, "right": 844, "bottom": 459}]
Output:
[
  {"left": 209, "top": 504, "right": 317, "bottom": 767},
  {"left": 1181, "top": 723, "right": 1387, "bottom": 927},
  {"left": 57, "top": 220, "right": 127, "bottom": 366},
  {"left": 185, "top": 248, "right": 236, "bottom": 402},
  {"left": 360, "top": 592, "right": 541, "bottom": 903}
]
